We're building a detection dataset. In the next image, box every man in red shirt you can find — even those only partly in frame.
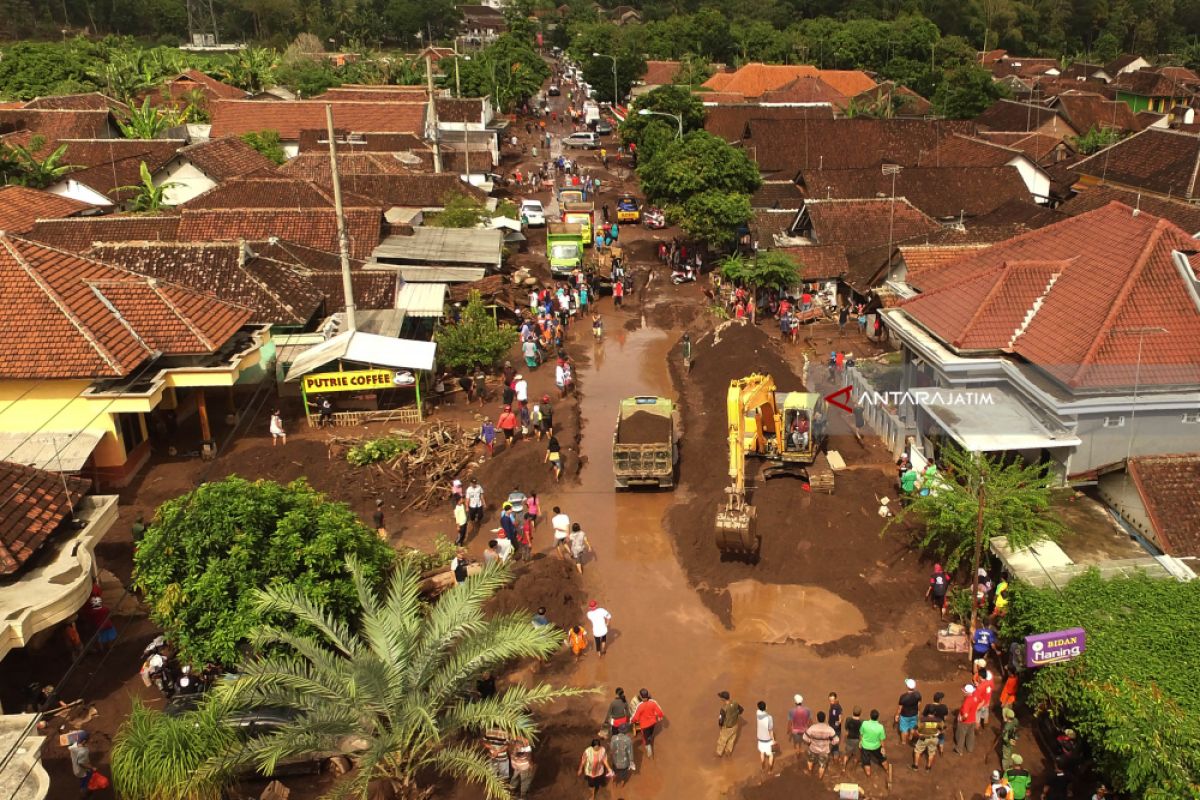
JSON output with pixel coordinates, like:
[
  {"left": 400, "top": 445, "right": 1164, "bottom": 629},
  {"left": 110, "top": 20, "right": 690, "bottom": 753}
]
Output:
[
  {"left": 612, "top": 277, "right": 624, "bottom": 308},
  {"left": 974, "top": 666, "right": 995, "bottom": 727},
  {"left": 953, "top": 684, "right": 980, "bottom": 755},
  {"left": 497, "top": 405, "right": 519, "bottom": 448},
  {"left": 801, "top": 291, "right": 813, "bottom": 311}
]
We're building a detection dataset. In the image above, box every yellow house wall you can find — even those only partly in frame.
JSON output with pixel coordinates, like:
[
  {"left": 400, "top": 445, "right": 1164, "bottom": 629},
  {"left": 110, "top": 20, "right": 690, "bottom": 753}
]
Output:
[{"left": 0, "top": 379, "right": 130, "bottom": 468}]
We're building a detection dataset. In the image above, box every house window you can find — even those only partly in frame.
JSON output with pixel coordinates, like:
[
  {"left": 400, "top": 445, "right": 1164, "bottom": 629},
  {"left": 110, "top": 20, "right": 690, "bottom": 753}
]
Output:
[
  {"left": 117, "top": 412, "right": 146, "bottom": 451},
  {"left": 1183, "top": 412, "right": 1200, "bottom": 424},
  {"left": 1102, "top": 416, "right": 1125, "bottom": 428}
]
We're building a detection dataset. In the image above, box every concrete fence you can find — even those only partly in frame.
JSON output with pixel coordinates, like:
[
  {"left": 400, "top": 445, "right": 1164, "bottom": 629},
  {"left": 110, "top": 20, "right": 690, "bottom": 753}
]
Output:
[{"left": 844, "top": 365, "right": 916, "bottom": 455}]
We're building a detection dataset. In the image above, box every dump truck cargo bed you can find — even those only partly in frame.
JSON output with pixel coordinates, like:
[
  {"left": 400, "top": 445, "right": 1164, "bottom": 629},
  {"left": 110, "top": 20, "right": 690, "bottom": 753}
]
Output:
[{"left": 613, "top": 396, "right": 677, "bottom": 489}]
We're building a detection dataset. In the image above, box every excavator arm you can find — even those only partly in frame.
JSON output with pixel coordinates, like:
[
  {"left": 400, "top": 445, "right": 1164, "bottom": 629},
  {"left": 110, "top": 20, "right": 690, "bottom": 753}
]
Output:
[{"left": 717, "top": 374, "right": 776, "bottom": 555}]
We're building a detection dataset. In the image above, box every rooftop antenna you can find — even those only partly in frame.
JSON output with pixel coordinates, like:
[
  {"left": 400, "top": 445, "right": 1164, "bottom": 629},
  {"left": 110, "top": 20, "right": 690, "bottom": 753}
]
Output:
[{"left": 324, "top": 104, "right": 357, "bottom": 332}]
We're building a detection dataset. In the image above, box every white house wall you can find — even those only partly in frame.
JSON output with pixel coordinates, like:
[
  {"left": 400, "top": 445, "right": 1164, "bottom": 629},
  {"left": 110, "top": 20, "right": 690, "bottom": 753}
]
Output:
[
  {"left": 47, "top": 179, "right": 113, "bottom": 207},
  {"left": 156, "top": 160, "right": 218, "bottom": 206}
]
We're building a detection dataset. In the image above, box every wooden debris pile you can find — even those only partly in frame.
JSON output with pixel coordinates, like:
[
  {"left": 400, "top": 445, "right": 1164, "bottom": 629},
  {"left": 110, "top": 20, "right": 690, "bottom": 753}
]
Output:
[{"left": 331, "top": 420, "right": 478, "bottom": 511}]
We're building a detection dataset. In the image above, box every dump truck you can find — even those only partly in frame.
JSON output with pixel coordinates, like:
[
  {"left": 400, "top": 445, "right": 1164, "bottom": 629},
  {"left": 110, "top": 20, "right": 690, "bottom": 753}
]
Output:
[
  {"left": 547, "top": 222, "right": 584, "bottom": 277},
  {"left": 562, "top": 201, "right": 595, "bottom": 246},
  {"left": 613, "top": 396, "right": 677, "bottom": 489},
  {"left": 716, "top": 374, "right": 832, "bottom": 556}
]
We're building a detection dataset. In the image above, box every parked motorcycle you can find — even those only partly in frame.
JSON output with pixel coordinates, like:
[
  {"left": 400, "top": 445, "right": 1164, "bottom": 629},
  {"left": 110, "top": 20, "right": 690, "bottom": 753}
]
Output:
[{"left": 671, "top": 266, "right": 696, "bottom": 285}]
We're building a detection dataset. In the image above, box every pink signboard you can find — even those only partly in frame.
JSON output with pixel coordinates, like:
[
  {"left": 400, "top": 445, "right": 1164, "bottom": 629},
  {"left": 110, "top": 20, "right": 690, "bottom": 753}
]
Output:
[{"left": 1025, "top": 627, "right": 1086, "bottom": 668}]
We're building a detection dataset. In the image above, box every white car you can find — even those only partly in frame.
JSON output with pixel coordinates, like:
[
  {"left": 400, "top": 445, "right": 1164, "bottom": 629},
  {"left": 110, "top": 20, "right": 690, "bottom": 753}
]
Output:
[{"left": 520, "top": 199, "right": 546, "bottom": 227}]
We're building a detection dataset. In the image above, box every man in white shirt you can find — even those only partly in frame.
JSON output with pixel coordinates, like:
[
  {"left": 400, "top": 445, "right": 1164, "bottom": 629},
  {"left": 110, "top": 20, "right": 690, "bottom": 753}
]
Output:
[
  {"left": 495, "top": 532, "right": 513, "bottom": 562},
  {"left": 514, "top": 375, "right": 528, "bottom": 404},
  {"left": 756, "top": 701, "right": 775, "bottom": 772},
  {"left": 465, "top": 478, "right": 485, "bottom": 528},
  {"left": 586, "top": 600, "right": 611, "bottom": 656},
  {"left": 551, "top": 506, "right": 571, "bottom": 559}
]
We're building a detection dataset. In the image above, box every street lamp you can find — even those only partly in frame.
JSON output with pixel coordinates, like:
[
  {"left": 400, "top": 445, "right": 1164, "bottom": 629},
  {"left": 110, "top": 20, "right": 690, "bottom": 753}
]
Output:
[
  {"left": 637, "top": 108, "right": 683, "bottom": 138},
  {"left": 592, "top": 51, "right": 618, "bottom": 107}
]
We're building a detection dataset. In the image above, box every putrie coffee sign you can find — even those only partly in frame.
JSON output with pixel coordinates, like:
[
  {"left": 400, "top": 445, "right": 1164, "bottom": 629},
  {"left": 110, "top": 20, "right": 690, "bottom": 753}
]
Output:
[{"left": 1025, "top": 627, "right": 1086, "bottom": 668}]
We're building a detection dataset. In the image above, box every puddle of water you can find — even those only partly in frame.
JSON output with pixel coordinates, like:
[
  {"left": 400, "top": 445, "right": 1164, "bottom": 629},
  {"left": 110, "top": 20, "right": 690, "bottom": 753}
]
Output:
[{"left": 726, "top": 580, "right": 866, "bottom": 645}]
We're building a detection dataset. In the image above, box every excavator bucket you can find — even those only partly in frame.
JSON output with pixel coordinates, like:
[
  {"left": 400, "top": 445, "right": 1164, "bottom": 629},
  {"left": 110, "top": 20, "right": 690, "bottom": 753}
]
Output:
[{"left": 715, "top": 492, "right": 758, "bottom": 555}]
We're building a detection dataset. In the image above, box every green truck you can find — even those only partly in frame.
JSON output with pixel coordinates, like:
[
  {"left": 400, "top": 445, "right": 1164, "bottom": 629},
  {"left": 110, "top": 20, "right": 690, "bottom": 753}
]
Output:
[
  {"left": 547, "top": 222, "right": 583, "bottom": 276},
  {"left": 613, "top": 396, "right": 678, "bottom": 489}
]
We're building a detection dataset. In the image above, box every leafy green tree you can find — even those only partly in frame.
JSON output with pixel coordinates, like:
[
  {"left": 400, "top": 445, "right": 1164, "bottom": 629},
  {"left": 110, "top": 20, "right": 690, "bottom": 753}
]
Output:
[
  {"left": 569, "top": 22, "right": 646, "bottom": 103},
  {"left": 932, "top": 63, "right": 1009, "bottom": 118},
  {"left": 669, "top": 190, "right": 752, "bottom": 251},
  {"left": 111, "top": 699, "right": 238, "bottom": 800},
  {"left": 619, "top": 85, "right": 705, "bottom": 147},
  {"left": 9, "top": 141, "right": 77, "bottom": 189},
  {"left": 220, "top": 47, "right": 279, "bottom": 93},
  {"left": 117, "top": 161, "right": 178, "bottom": 212},
  {"left": 240, "top": 130, "right": 287, "bottom": 165},
  {"left": 1072, "top": 125, "right": 1125, "bottom": 154},
  {"left": 671, "top": 52, "right": 715, "bottom": 86},
  {"left": 210, "top": 559, "right": 589, "bottom": 799},
  {"left": 457, "top": 34, "right": 549, "bottom": 112},
  {"left": 117, "top": 98, "right": 181, "bottom": 139},
  {"left": 1007, "top": 573, "right": 1200, "bottom": 797},
  {"left": 635, "top": 120, "right": 677, "bottom": 167},
  {"left": 637, "top": 130, "right": 761, "bottom": 206},
  {"left": 428, "top": 192, "right": 489, "bottom": 228},
  {"left": 132, "top": 477, "right": 395, "bottom": 665},
  {"left": 434, "top": 291, "right": 519, "bottom": 371},
  {"left": 275, "top": 57, "right": 342, "bottom": 98},
  {"left": 886, "top": 444, "right": 1064, "bottom": 573},
  {"left": 719, "top": 251, "right": 800, "bottom": 291}
]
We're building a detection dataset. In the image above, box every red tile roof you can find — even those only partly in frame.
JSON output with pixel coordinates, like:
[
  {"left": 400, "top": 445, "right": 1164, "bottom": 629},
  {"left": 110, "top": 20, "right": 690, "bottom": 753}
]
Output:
[
  {"left": 1154, "top": 66, "right": 1200, "bottom": 85},
  {"left": 168, "top": 69, "right": 248, "bottom": 102},
  {"left": 750, "top": 209, "right": 799, "bottom": 245},
  {"left": 176, "top": 208, "right": 383, "bottom": 259},
  {"left": 276, "top": 151, "right": 415, "bottom": 180},
  {"left": 1059, "top": 184, "right": 1200, "bottom": 235},
  {"left": 901, "top": 201, "right": 1200, "bottom": 390},
  {"left": 642, "top": 60, "right": 682, "bottom": 86},
  {"left": 742, "top": 118, "right": 977, "bottom": 174},
  {"left": 1072, "top": 128, "right": 1200, "bottom": 200},
  {"left": 974, "top": 99, "right": 1075, "bottom": 135},
  {"left": 0, "top": 461, "right": 91, "bottom": 575},
  {"left": 1113, "top": 69, "right": 1195, "bottom": 98},
  {"left": 296, "top": 130, "right": 429, "bottom": 153},
  {"left": 701, "top": 63, "right": 875, "bottom": 99},
  {"left": 801, "top": 197, "right": 944, "bottom": 289},
  {"left": 24, "top": 92, "right": 128, "bottom": 113},
  {"left": 844, "top": 82, "right": 933, "bottom": 117},
  {"left": 0, "top": 109, "right": 113, "bottom": 141},
  {"left": 1127, "top": 454, "right": 1200, "bottom": 557},
  {"left": 1053, "top": 91, "right": 1139, "bottom": 134},
  {"left": 182, "top": 173, "right": 357, "bottom": 210},
  {"left": 750, "top": 180, "right": 804, "bottom": 210},
  {"left": 209, "top": 99, "right": 427, "bottom": 139},
  {"left": 87, "top": 241, "right": 326, "bottom": 326},
  {"left": 26, "top": 214, "right": 181, "bottom": 253},
  {"left": 796, "top": 166, "right": 1031, "bottom": 220},
  {"left": 759, "top": 76, "right": 846, "bottom": 105},
  {"left": 316, "top": 86, "right": 430, "bottom": 102},
  {"left": 434, "top": 97, "right": 487, "bottom": 124},
  {"left": 54, "top": 138, "right": 185, "bottom": 201},
  {"left": 245, "top": 239, "right": 393, "bottom": 308},
  {"left": 899, "top": 244, "right": 993, "bottom": 288},
  {"left": 703, "top": 105, "right": 833, "bottom": 142},
  {"left": 773, "top": 244, "right": 850, "bottom": 279},
  {"left": 176, "top": 136, "right": 278, "bottom": 180},
  {"left": 0, "top": 187, "right": 95, "bottom": 235},
  {"left": 0, "top": 235, "right": 251, "bottom": 379},
  {"left": 978, "top": 131, "right": 1076, "bottom": 164}
]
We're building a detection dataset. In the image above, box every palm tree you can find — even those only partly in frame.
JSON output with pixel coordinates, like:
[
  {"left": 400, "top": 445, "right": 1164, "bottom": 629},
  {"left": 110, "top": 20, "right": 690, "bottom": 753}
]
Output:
[
  {"left": 116, "top": 162, "right": 178, "bottom": 212},
  {"left": 10, "top": 140, "right": 77, "bottom": 189},
  {"left": 117, "top": 98, "right": 181, "bottom": 139},
  {"left": 210, "top": 559, "right": 588, "bottom": 799},
  {"left": 111, "top": 698, "right": 238, "bottom": 800}
]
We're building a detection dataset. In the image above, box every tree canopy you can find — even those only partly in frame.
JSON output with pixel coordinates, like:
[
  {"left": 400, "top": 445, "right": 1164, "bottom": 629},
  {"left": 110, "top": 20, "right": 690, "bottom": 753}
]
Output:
[
  {"left": 1007, "top": 572, "right": 1200, "bottom": 797},
  {"left": 132, "top": 477, "right": 395, "bottom": 665},
  {"left": 619, "top": 85, "right": 705, "bottom": 148},
  {"left": 434, "top": 291, "right": 519, "bottom": 371},
  {"left": 457, "top": 34, "right": 549, "bottom": 112},
  {"left": 886, "top": 445, "right": 1065, "bottom": 570},
  {"left": 719, "top": 251, "right": 801, "bottom": 291},
  {"left": 211, "top": 559, "right": 588, "bottom": 799}
]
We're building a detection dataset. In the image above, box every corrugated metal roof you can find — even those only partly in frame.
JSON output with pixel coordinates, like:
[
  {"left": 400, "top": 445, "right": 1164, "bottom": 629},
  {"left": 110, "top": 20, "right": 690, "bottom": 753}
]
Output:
[
  {"left": 371, "top": 228, "right": 504, "bottom": 267},
  {"left": 283, "top": 330, "right": 437, "bottom": 380},
  {"left": 396, "top": 282, "right": 448, "bottom": 318},
  {"left": 387, "top": 266, "right": 487, "bottom": 283}
]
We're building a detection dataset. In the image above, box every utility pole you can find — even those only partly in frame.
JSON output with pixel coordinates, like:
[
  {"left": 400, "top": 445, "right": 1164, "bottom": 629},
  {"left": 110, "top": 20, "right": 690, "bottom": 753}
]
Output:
[
  {"left": 325, "top": 104, "right": 357, "bottom": 333},
  {"left": 967, "top": 464, "right": 986, "bottom": 665},
  {"left": 426, "top": 54, "right": 442, "bottom": 173}
]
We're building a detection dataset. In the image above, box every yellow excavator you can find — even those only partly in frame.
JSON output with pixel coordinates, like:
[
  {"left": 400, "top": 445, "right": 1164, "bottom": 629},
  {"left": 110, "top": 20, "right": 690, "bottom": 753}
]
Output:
[{"left": 715, "top": 374, "right": 832, "bottom": 555}]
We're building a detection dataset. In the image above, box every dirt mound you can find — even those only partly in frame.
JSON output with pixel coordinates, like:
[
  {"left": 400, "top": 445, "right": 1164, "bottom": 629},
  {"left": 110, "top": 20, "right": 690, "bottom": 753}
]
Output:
[
  {"left": 488, "top": 556, "right": 584, "bottom": 630},
  {"left": 616, "top": 410, "right": 670, "bottom": 444},
  {"left": 664, "top": 319, "right": 924, "bottom": 648}
]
